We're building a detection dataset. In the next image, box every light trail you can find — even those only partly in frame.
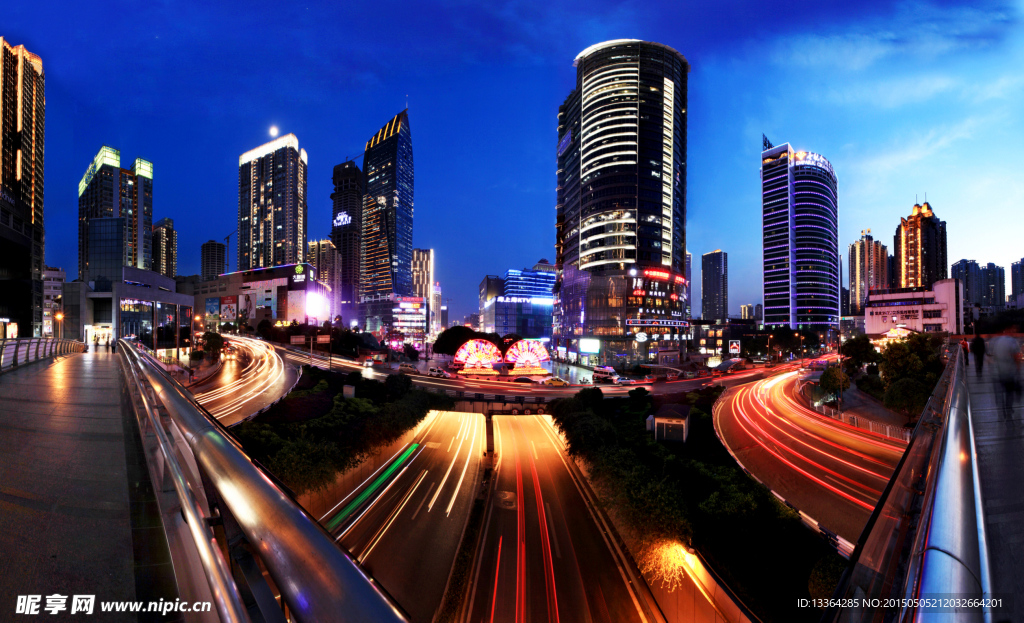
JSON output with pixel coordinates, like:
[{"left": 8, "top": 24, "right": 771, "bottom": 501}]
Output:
[
  {"left": 515, "top": 417, "right": 560, "bottom": 623},
  {"left": 445, "top": 415, "right": 479, "bottom": 516},
  {"left": 329, "top": 443, "right": 420, "bottom": 532}
]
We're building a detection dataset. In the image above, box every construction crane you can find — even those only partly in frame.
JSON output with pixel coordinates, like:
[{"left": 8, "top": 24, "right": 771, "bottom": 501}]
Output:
[{"left": 224, "top": 229, "right": 236, "bottom": 274}]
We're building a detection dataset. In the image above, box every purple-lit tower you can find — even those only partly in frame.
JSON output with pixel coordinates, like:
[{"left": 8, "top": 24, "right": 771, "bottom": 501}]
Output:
[{"left": 760, "top": 136, "right": 839, "bottom": 331}]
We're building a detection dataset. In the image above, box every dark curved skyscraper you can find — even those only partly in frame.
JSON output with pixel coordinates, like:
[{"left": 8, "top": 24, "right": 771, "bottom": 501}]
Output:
[
  {"left": 760, "top": 140, "right": 839, "bottom": 330},
  {"left": 331, "top": 160, "right": 362, "bottom": 322},
  {"left": 360, "top": 110, "right": 413, "bottom": 301},
  {"left": 552, "top": 40, "right": 689, "bottom": 366}
]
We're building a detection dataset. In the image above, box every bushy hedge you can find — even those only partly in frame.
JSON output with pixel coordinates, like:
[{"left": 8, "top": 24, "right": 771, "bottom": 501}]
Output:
[
  {"left": 548, "top": 386, "right": 840, "bottom": 623},
  {"left": 232, "top": 367, "right": 453, "bottom": 495}
]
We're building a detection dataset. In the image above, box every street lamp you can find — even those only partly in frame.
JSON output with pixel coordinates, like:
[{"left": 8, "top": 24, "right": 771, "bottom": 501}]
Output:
[
  {"left": 767, "top": 334, "right": 773, "bottom": 363},
  {"left": 55, "top": 312, "right": 64, "bottom": 340}
]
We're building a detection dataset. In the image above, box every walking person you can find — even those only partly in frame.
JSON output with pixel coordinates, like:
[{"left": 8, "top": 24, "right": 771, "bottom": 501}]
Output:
[
  {"left": 960, "top": 338, "right": 969, "bottom": 366},
  {"left": 990, "top": 326, "right": 1022, "bottom": 421},
  {"left": 971, "top": 332, "right": 987, "bottom": 376}
]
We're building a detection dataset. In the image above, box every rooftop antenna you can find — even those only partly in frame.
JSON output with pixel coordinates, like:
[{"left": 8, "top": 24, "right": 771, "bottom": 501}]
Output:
[{"left": 406, "top": 94, "right": 409, "bottom": 110}]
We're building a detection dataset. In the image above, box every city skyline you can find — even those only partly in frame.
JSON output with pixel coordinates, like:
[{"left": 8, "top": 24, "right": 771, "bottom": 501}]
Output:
[{"left": 5, "top": 1, "right": 1023, "bottom": 322}]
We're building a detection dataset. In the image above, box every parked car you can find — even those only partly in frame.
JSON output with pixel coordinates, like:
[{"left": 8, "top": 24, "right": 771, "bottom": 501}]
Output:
[
  {"left": 616, "top": 377, "right": 639, "bottom": 385},
  {"left": 427, "top": 367, "right": 452, "bottom": 378},
  {"left": 513, "top": 376, "right": 536, "bottom": 383},
  {"left": 666, "top": 372, "right": 679, "bottom": 381},
  {"left": 398, "top": 363, "right": 420, "bottom": 375},
  {"left": 543, "top": 377, "right": 570, "bottom": 387},
  {"left": 641, "top": 374, "right": 656, "bottom": 383}
]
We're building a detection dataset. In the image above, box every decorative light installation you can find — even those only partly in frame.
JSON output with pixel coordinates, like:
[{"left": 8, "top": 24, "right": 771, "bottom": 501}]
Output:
[
  {"left": 454, "top": 339, "right": 503, "bottom": 370},
  {"left": 504, "top": 340, "right": 551, "bottom": 376}
]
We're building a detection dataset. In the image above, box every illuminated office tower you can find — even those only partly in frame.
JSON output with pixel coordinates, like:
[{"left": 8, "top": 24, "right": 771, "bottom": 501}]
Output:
[
  {"left": 360, "top": 110, "right": 413, "bottom": 300},
  {"left": 848, "top": 229, "right": 888, "bottom": 315},
  {"left": 331, "top": 160, "right": 362, "bottom": 322},
  {"left": 412, "top": 248, "right": 434, "bottom": 302},
  {"left": 238, "top": 134, "right": 307, "bottom": 271},
  {"left": 431, "top": 282, "right": 442, "bottom": 333},
  {"left": 553, "top": 40, "right": 689, "bottom": 365},
  {"left": 152, "top": 217, "right": 177, "bottom": 278},
  {"left": 0, "top": 38, "right": 45, "bottom": 337},
  {"left": 78, "top": 146, "right": 154, "bottom": 280},
  {"left": 201, "top": 240, "right": 226, "bottom": 281},
  {"left": 760, "top": 136, "right": 839, "bottom": 331},
  {"left": 685, "top": 252, "right": 692, "bottom": 319},
  {"left": 892, "top": 202, "right": 946, "bottom": 289},
  {"left": 741, "top": 304, "right": 753, "bottom": 319},
  {"left": 308, "top": 239, "right": 341, "bottom": 319},
  {"left": 702, "top": 250, "right": 728, "bottom": 321}
]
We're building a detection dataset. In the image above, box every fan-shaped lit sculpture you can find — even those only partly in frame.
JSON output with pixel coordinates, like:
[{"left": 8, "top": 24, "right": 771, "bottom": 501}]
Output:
[
  {"left": 454, "top": 339, "right": 503, "bottom": 374},
  {"left": 504, "top": 340, "right": 551, "bottom": 375}
]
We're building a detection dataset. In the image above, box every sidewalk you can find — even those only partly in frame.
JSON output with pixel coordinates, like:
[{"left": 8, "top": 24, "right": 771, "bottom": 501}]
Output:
[
  {"left": 0, "top": 350, "right": 142, "bottom": 609},
  {"left": 966, "top": 351, "right": 1024, "bottom": 612}
]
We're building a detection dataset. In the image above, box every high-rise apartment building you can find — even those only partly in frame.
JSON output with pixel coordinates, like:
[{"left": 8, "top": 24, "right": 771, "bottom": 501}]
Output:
[
  {"left": 360, "top": 110, "right": 414, "bottom": 303},
  {"left": 77, "top": 146, "right": 153, "bottom": 282},
  {"left": 760, "top": 137, "right": 839, "bottom": 331},
  {"left": 152, "top": 217, "right": 177, "bottom": 278},
  {"left": 238, "top": 134, "right": 307, "bottom": 271},
  {"left": 702, "top": 250, "right": 728, "bottom": 321},
  {"left": 331, "top": 160, "right": 362, "bottom": 322},
  {"left": 741, "top": 304, "right": 753, "bottom": 320},
  {"left": 308, "top": 239, "right": 341, "bottom": 320},
  {"left": 892, "top": 202, "right": 946, "bottom": 290},
  {"left": 755, "top": 303, "right": 763, "bottom": 321},
  {"left": 951, "top": 259, "right": 983, "bottom": 307},
  {"left": 42, "top": 267, "right": 65, "bottom": 336},
  {"left": 0, "top": 39, "right": 45, "bottom": 337},
  {"left": 981, "top": 263, "right": 1005, "bottom": 309},
  {"left": 553, "top": 40, "right": 689, "bottom": 365},
  {"left": 1011, "top": 259, "right": 1023, "bottom": 299},
  {"left": 201, "top": 240, "right": 226, "bottom": 281},
  {"left": 848, "top": 230, "right": 888, "bottom": 315},
  {"left": 412, "top": 247, "right": 434, "bottom": 306}
]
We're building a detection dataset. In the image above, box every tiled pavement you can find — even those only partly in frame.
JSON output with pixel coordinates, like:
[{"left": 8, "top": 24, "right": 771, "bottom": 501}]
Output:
[{"left": 966, "top": 350, "right": 1024, "bottom": 622}]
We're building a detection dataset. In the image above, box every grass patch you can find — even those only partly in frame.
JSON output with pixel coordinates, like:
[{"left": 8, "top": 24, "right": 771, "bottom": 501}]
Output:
[
  {"left": 232, "top": 366, "right": 454, "bottom": 496},
  {"left": 549, "top": 386, "right": 840, "bottom": 623}
]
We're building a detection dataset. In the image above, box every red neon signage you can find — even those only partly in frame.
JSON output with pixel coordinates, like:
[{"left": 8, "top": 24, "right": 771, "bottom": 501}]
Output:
[
  {"left": 632, "top": 289, "right": 645, "bottom": 296},
  {"left": 643, "top": 269, "right": 671, "bottom": 281},
  {"left": 670, "top": 293, "right": 679, "bottom": 301}
]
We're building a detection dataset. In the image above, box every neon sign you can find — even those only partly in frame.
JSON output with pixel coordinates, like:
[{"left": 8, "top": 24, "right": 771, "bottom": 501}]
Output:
[
  {"left": 454, "top": 339, "right": 502, "bottom": 368},
  {"left": 643, "top": 269, "right": 671, "bottom": 281},
  {"left": 333, "top": 211, "right": 352, "bottom": 227},
  {"left": 504, "top": 340, "right": 550, "bottom": 368}
]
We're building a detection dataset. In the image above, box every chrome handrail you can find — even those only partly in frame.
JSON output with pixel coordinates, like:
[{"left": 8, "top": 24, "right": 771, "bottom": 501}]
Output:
[
  {"left": 121, "top": 340, "right": 408, "bottom": 623},
  {"left": 119, "top": 344, "right": 249, "bottom": 622}
]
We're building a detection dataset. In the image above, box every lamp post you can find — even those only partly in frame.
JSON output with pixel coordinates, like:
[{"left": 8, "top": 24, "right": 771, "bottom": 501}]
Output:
[
  {"left": 767, "top": 334, "right": 773, "bottom": 363},
  {"left": 55, "top": 312, "right": 64, "bottom": 340}
]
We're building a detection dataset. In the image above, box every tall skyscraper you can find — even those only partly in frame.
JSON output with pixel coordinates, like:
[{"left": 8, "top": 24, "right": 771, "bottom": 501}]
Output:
[
  {"left": 238, "top": 134, "right": 307, "bottom": 271},
  {"left": 308, "top": 239, "right": 341, "bottom": 319},
  {"left": 0, "top": 39, "right": 45, "bottom": 336},
  {"left": 754, "top": 303, "right": 763, "bottom": 321},
  {"left": 702, "top": 250, "right": 728, "bottom": 321},
  {"left": 331, "top": 160, "right": 362, "bottom": 322},
  {"left": 848, "top": 229, "right": 888, "bottom": 315},
  {"left": 553, "top": 40, "right": 689, "bottom": 365},
  {"left": 951, "top": 259, "right": 983, "bottom": 306},
  {"left": 760, "top": 138, "right": 839, "bottom": 331},
  {"left": 152, "top": 217, "right": 177, "bottom": 278},
  {"left": 1011, "top": 259, "right": 1023, "bottom": 299},
  {"left": 981, "top": 263, "right": 1005, "bottom": 309},
  {"left": 201, "top": 240, "right": 226, "bottom": 281},
  {"left": 411, "top": 248, "right": 434, "bottom": 303},
  {"left": 360, "top": 110, "right": 414, "bottom": 302},
  {"left": 741, "top": 304, "right": 753, "bottom": 319},
  {"left": 78, "top": 146, "right": 153, "bottom": 281},
  {"left": 892, "top": 202, "right": 946, "bottom": 289},
  {"left": 431, "top": 283, "right": 442, "bottom": 333},
  {"left": 440, "top": 305, "right": 448, "bottom": 331}
]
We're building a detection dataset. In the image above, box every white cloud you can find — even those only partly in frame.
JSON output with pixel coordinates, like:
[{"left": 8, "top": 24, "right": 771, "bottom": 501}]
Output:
[{"left": 822, "top": 74, "right": 959, "bottom": 108}]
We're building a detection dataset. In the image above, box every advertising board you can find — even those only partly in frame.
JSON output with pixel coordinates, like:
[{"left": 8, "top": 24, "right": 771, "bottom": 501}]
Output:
[{"left": 219, "top": 296, "right": 237, "bottom": 322}]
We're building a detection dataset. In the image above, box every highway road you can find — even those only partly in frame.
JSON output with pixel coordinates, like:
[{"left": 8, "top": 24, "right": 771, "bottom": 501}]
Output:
[
  {"left": 714, "top": 369, "right": 906, "bottom": 541},
  {"left": 191, "top": 335, "right": 297, "bottom": 426},
  {"left": 465, "top": 414, "right": 648, "bottom": 623},
  {"left": 324, "top": 410, "right": 486, "bottom": 623}
]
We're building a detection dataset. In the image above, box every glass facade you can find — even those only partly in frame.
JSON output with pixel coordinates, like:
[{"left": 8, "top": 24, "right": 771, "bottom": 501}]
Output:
[
  {"left": 553, "top": 40, "right": 689, "bottom": 365},
  {"left": 760, "top": 143, "right": 839, "bottom": 330},
  {"left": 87, "top": 217, "right": 126, "bottom": 292},
  {"left": 701, "top": 251, "right": 728, "bottom": 321},
  {"left": 119, "top": 298, "right": 154, "bottom": 347},
  {"left": 361, "top": 110, "right": 414, "bottom": 301},
  {"left": 331, "top": 160, "right": 362, "bottom": 320},
  {"left": 238, "top": 134, "right": 308, "bottom": 271}
]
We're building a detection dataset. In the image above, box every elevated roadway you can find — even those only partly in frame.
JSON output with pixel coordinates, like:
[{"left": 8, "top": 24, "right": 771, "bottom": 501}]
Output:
[{"left": 192, "top": 335, "right": 296, "bottom": 425}]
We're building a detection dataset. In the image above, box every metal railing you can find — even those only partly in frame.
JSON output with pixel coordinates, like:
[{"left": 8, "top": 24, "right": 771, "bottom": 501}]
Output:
[
  {"left": 823, "top": 344, "right": 990, "bottom": 622},
  {"left": 117, "top": 340, "right": 409, "bottom": 622},
  {"left": 0, "top": 337, "right": 86, "bottom": 373},
  {"left": 804, "top": 399, "right": 913, "bottom": 443}
]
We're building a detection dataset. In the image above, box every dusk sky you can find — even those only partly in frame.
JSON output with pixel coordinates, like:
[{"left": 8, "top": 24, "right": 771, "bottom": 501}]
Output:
[{"left": 5, "top": 0, "right": 1023, "bottom": 322}]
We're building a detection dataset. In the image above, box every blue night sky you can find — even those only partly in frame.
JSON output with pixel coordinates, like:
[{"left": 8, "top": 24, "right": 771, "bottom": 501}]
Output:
[{"left": 5, "top": 0, "right": 1023, "bottom": 321}]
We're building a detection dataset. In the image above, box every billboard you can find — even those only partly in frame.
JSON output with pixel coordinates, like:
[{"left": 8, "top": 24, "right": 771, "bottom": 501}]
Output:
[
  {"left": 219, "top": 296, "right": 237, "bottom": 322},
  {"left": 579, "top": 338, "right": 600, "bottom": 353},
  {"left": 205, "top": 298, "right": 219, "bottom": 316},
  {"left": 729, "top": 340, "right": 741, "bottom": 355}
]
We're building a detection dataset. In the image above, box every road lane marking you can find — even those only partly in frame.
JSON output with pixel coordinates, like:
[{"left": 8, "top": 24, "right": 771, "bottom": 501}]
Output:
[
  {"left": 445, "top": 416, "right": 479, "bottom": 516},
  {"left": 410, "top": 481, "right": 435, "bottom": 521},
  {"left": 545, "top": 502, "right": 561, "bottom": 558},
  {"left": 447, "top": 436, "right": 456, "bottom": 452},
  {"left": 531, "top": 440, "right": 538, "bottom": 460},
  {"left": 359, "top": 469, "right": 428, "bottom": 563},
  {"left": 428, "top": 418, "right": 470, "bottom": 512}
]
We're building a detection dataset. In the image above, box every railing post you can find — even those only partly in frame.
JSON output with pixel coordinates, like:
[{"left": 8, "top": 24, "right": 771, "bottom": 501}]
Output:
[
  {"left": 13, "top": 339, "right": 19, "bottom": 367},
  {"left": 0, "top": 338, "right": 6, "bottom": 371}
]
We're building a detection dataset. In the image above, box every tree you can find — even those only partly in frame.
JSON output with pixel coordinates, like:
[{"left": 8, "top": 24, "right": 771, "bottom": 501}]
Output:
[
  {"left": 257, "top": 319, "right": 273, "bottom": 341},
  {"left": 840, "top": 334, "right": 877, "bottom": 376},
  {"left": 819, "top": 366, "right": 850, "bottom": 401},
  {"left": 404, "top": 343, "right": 420, "bottom": 361},
  {"left": 201, "top": 331, "right": 224, "bottom": 357},
  {"left": 878, "top": 341, "right": 924, "bottom": 390},
  {"left": 433, "top": 326, "right": 477, "bottom": 355},
  {"left": 884, "top": 377, "right": 930, "bottom": 422}
]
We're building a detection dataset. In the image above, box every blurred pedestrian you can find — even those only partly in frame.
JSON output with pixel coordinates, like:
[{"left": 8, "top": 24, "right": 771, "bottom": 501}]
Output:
[
  {"left": 959, "top": 338, "right": 969, "bottom": 366},
  {"left": 971, "top": 332, "right": 986, "bottom": 376},
  {"left": 106, "top": 338, "right": 111, "bottom": 352},
  {"left": 990, "top": 326, "right": 1021, "bottom": 421}
]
